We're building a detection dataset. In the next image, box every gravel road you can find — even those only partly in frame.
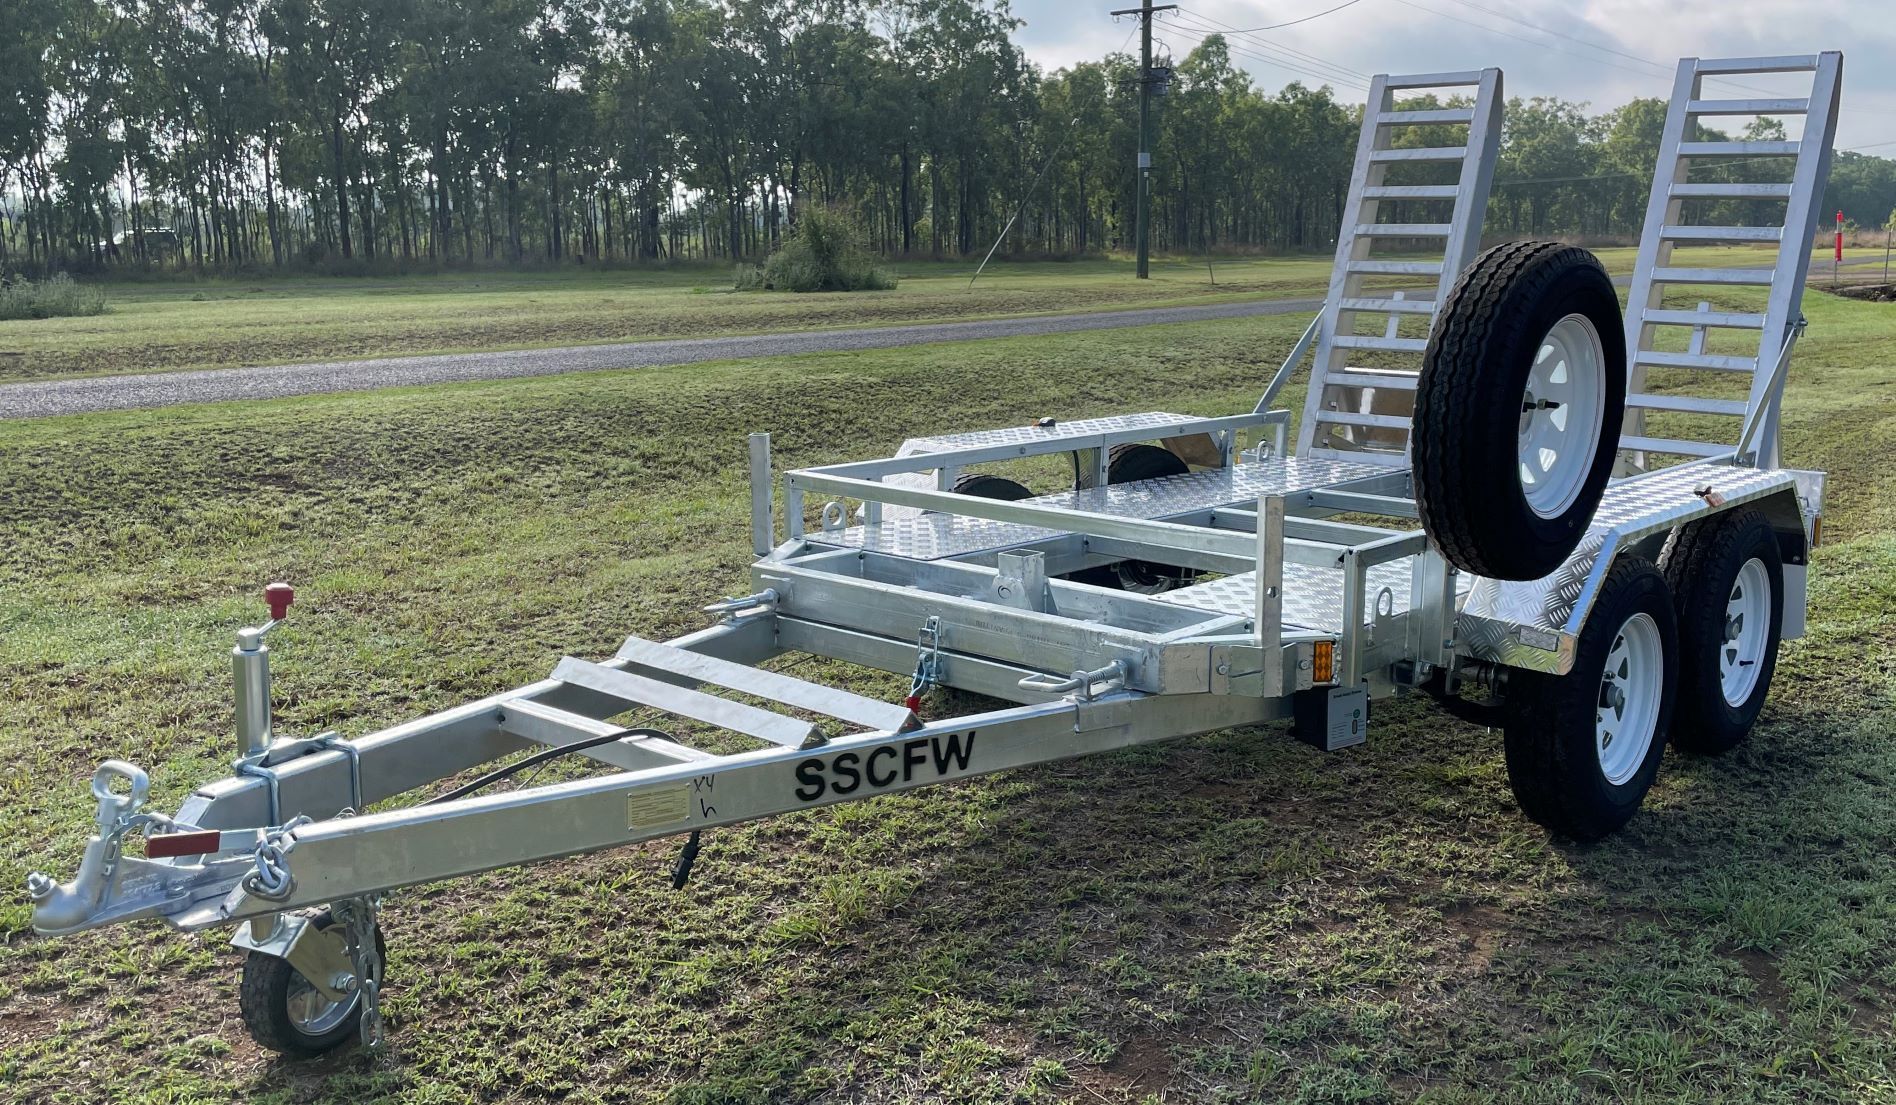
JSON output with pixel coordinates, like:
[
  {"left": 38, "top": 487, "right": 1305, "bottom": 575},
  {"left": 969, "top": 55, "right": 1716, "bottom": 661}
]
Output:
[{"left": 0, "top": 297, "right": 1323, "bottom": 420}]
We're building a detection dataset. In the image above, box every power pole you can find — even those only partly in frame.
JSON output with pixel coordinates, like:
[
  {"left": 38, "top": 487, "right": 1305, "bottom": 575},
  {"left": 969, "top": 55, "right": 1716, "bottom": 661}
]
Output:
[{"left": 1112, "top": 1, "right": 1175, "bottom": 279}]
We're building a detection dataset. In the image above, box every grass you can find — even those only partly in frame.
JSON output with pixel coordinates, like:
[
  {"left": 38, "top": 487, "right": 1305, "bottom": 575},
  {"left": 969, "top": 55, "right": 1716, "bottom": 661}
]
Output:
[
  {"left": 2, "top": 284, "right": 1895, "bottom": 1103},
  {"left": 0, "top": 256, "right": 1336, "bottom": 385},
  {"left": 0, "top": 245, "right": 1867, "bottom": 386}
]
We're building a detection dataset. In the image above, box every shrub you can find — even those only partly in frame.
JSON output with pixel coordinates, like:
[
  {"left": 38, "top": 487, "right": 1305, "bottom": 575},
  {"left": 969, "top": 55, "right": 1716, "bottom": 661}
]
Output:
[
  {"left": 0, "top": 273, "right": 108, "bottom": 320},
  {"left": 735, "top": 207, "right": 897, "bottom": 293},
  {"left": 732, "top": 262, "right": 767, "bottom": 291}
]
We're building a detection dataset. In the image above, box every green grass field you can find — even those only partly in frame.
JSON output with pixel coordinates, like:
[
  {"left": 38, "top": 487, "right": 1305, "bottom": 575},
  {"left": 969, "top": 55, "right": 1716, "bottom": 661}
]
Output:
[
  {"left": 2, "top": 279, "right": 1895, "bottom": 1103},
  {"left": 0, "top": 246, "right": 1874, "bottom": 386}
]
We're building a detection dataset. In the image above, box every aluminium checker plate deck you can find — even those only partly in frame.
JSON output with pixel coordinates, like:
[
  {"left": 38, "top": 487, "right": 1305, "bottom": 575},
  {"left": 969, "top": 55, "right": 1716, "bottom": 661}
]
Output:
[
  {"left": 1155, "top": 559, "right": 1478, "bottom": 636},
  {"left": 1155, "top": 461, "right": 1807, "bottom": 645}
]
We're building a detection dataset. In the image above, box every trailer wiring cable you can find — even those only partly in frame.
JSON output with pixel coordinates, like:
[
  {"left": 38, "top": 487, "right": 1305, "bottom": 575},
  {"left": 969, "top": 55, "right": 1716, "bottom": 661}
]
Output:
[
  {"left": 423, "top": 728, "right": 677, "bottom": 806},
  {"left": 422, "top": 654, "right": 833, "bottom": 804}
]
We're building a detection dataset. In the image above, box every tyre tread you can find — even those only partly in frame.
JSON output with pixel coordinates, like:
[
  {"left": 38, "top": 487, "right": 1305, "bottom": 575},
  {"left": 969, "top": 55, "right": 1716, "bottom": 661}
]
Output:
[
  {"left": 1504, "top": 556, "right": 1676, "bottom": 840},
  {"left": 1659, "top": 507, "right": 1783, "bottom": 753}
]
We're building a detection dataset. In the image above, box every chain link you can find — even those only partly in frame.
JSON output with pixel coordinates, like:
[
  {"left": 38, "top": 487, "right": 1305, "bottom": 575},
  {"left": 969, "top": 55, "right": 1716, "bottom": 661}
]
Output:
[
  {"left": 331, "top": 896, "right": 386, "bottom": 1050},
  {"left": 243, "top": 815, "right": 311, "bottom": 901}
]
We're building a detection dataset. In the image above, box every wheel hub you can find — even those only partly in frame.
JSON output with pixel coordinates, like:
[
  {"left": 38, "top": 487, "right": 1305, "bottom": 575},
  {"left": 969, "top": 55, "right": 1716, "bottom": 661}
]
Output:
[
  {"left": 1594, "top": 612, "right": 1664, "bottom": 786},
  {"left": 1719, "top": 558, "right": 1772, "bottom": 707},
  {"left": 1518, "top": 313, "right": 1607, "bottom": 521}
]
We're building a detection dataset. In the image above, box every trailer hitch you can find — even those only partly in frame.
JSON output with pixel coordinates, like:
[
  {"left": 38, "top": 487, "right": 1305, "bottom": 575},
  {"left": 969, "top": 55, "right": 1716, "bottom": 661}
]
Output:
[{"left": 26, "top": 761, "right": 254, "bottom": 935}]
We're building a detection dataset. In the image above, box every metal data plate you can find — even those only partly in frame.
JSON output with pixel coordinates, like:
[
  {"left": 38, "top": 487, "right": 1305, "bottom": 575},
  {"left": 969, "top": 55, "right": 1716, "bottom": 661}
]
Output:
[
  {"left": 1155, "top": 559, "right": 1477, "bottom": 634},
  {"left": 819, "top": 456, "right": 1390, "bottom": 561},
  {"left": 1456, "top": 462, "right": 1801, "bottom": 673}
]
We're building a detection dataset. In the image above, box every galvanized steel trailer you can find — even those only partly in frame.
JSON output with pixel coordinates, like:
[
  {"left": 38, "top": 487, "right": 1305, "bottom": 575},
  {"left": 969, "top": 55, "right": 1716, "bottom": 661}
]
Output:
[{"left": 27, "top": 54, "right": 1843, "bottom": 1057}]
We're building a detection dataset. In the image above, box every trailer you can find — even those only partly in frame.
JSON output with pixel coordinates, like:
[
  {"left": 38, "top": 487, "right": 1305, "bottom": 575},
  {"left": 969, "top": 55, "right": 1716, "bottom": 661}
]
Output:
[{"left": 27, "top": 53, "right": 1843, "bottom": 1058}]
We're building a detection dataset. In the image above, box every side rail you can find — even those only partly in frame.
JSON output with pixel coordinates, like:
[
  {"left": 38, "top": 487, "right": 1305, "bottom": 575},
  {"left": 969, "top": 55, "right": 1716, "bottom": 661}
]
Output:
[{"left": 31, "top": 690, "right": 1291, "bottom": 936}]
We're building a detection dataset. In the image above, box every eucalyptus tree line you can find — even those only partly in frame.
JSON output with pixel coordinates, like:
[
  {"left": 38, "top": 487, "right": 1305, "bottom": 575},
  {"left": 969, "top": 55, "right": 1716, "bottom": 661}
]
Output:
[{"left": 1, "top": 0, "right": 1891, "bottom": 275}]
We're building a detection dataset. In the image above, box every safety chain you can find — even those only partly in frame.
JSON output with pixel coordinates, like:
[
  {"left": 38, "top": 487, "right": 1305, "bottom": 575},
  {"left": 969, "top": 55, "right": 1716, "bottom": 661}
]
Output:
[
  {"left": 906, "top": 616, "right": 943, "bottom": 712},
  {"left": 243, "top": 815, "right": 311, "bottom": 901},
  {"left": 330, "top": 895, "right": 386, "bottom": 1050}
]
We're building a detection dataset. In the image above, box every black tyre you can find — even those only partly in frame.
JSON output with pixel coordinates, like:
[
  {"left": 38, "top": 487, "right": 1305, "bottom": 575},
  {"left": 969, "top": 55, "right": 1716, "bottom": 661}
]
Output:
[
  {"left": 1504, "top": 556, "right": 1677, "bottom": 841},
  {"left": 1660, "top": 508, "right": 1784, "bottom": 754},
  {"left": 1413, "top": 241, "right": 1627, "bottom": 581},
  {"left": 950, "top": 472, "right": 1034, "bottom": 501},
  {"left": 239, "top": 910, "right": 384, "bottom": 1058},
  {"left": 1069, "top": 444, "right": 1196, "bottom": 593}
]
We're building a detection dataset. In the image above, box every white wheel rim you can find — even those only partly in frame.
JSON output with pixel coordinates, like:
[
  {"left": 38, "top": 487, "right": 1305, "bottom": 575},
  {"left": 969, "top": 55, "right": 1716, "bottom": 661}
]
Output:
[
  {"left": 1596, "top": 611, "right": 1663, "bottom": 786},
  {"left": 1519, "top": 313, "right": 1607, "bottom": 520},
  {"left": 1720, "top": 558, "right": 1771, "bottom": 707}
]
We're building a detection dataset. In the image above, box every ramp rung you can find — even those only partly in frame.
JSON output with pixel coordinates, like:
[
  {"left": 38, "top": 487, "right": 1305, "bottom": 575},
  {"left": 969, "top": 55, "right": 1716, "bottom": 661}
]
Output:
[
  {"left": 1384, "top": 70, "right": 1485, "bottom": 89},
  {"left": 1651, "top": 266, "right": 1775, "bottom": 286},
  {"left": 1327, "top": 370, "right": 1419, "bottom": 391},
  {"left": 615, "top": 635, "right": 913, "bottom": 732},
  {"left": 1660, "top": 224, "right": 1783, "bottom": 243},
  {"left": 1669, "top": 182, "right": 1793, "bottom": 199},
  {"left": 1643, "top": 308, "right": 1765, "bottom": 329},
  {"left": 1362, "top": 185, "right": 1459, "bottom": 200},
  {"left": 1694, "top": 55, "right": 1818, "bottom": 74},
  {"left": 498, "top": 699, "right": 713, "bottom": 768},
  {"left": 550, "top": 657, "right": 821, "bottom": 749},
  {"left": 1626, "top": 393, "right": 1747, "bottom": 416},
  {"left": 1331, "top": 335, "right": 1428, "bottom": 353},
  {"left": 1369, "top": 146, "right": 1468, "bottom": 163},
  {"left": 1317, "top": 409, "right": 1412, "bottom": 430},
  {"left": 1346, "top": 260, "right": 1444, "bottom": 276},
  {"left": 1377, "top": 108, "right": 1474, "bottom": 126},
  {"left": 1619, "top": 435, "right": 1736, "bottom": 459},
  {"left": 1353, "top": 223, "right": 1452, "bottom": 237},
  {"left": 1339, "top": 296, "right": 1435, "bottom": 314},
  {"left": 1635, "top": 350, "right": 1758, "bottom": 372},
  {"left": 1687, "top": 98, "right": 1809, "bottom": 116},
  {"left": 1677, "top": 140, "right": 1800, "bottom": 158}
]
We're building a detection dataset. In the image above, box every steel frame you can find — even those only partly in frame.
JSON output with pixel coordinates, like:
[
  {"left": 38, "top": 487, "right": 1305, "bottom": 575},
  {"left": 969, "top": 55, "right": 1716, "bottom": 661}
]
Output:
[{"left": 25, "top": 62, "right": 1837, "bottom": 1043}]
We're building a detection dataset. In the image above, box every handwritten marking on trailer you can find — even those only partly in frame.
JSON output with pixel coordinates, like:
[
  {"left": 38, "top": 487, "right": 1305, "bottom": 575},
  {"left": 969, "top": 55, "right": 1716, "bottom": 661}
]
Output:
[{"left": 792, "top": 731, "right": 979, "bottom": 803}]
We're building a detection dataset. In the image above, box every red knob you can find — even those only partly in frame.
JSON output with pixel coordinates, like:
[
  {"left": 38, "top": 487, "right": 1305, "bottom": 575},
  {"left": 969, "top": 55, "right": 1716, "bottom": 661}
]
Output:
[{"left": 265, "top": 583, "right": 294, "bottom": 621}]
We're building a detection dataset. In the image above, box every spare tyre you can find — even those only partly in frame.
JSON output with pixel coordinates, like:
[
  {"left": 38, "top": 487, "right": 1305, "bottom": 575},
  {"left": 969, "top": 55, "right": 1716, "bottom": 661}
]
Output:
[{"left": 1412, "top": 241, "right": 1626, "bottom": 581}]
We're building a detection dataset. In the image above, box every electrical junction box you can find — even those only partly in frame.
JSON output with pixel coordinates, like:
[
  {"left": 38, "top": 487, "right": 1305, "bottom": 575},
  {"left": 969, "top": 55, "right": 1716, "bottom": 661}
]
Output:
[{"left": 1294, "top": 686, "right": 1368, "bottom": 751}]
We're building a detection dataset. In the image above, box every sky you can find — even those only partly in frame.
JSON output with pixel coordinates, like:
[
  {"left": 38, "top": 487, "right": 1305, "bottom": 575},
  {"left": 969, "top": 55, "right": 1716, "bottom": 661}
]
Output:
[{"left": 1006, "top": 0, "right": 1896, "bottom": 154}]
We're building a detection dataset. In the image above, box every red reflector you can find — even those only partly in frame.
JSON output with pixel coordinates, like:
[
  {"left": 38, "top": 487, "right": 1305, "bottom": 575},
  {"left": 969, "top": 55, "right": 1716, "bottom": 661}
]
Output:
[{"left": 143, "top": 830, "right": 222, "bottom": 859}]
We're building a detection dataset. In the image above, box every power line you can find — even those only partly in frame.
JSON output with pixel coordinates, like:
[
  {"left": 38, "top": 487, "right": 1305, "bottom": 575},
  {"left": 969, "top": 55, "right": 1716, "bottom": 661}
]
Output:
[
  {"left": 1433, "top": 0, "right": 1676, "bottom": 75},
  {"left": 1170, "top": 24, "right": 1371, "bottom": 91},
  {"left": 1429, "top": 0, "right": 1779, "bottom": 97},
  {"left": 1389, "top": 0, "right": 1675, "bottom": 86},
  {"left": 1169, "top": 10, "right": 1371, "bottom": 88},
  {"left": 1174, "top": 7, "right": 1370, "bottom": 78},
  {"left": 1217, "top": 0, "right": 1367, "bottom": 33}
]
